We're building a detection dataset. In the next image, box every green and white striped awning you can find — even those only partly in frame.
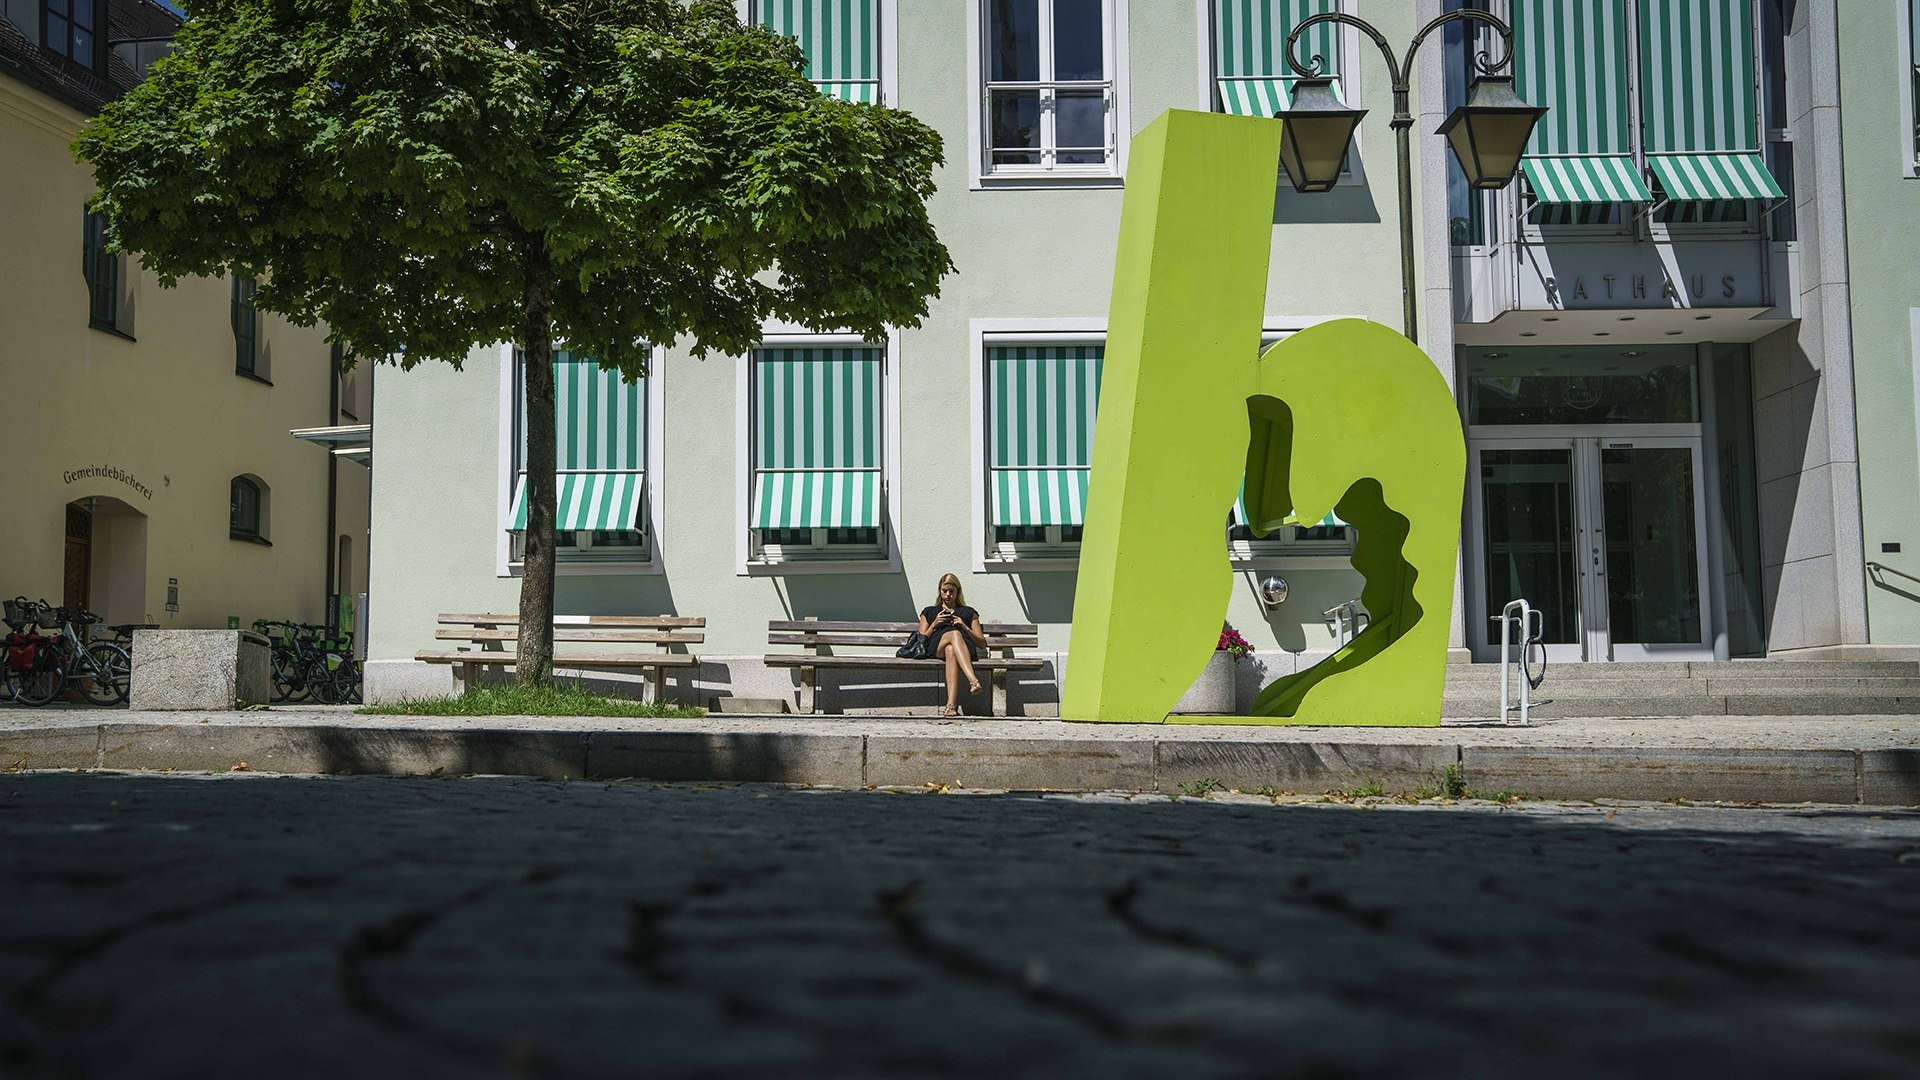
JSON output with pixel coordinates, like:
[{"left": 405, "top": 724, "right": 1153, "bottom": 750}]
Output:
[
  {"left": 510, "top": 472, "right": 645, "bottom": 531},
  {"left": 753, "top": 346, "right": 884, "bottom": 531},
  {"left": 752, "top": 469, "right": 882, "bottom": 529},
  {"left": 1521, "top": 156, "right": 1653, "bottom": 203},
  {"left": 1639, "top": 0, "right": 1760, "bottom": 156},
  {"left": 1647, "top": 152, "right": 1784, "bottom": 201},
  {"left": 993, "top": 469, "right": 1090, "bottom": 528},
  {"left": 1214, "top": 1, "right": 1340, "bottom": 78},
  {"left": 1514, "top": 1, "right": 1634, "bottom": 158},
  {"left": 757, "top": 0, "right": 880, "bottom": 102},
  {"left": 1216, "top": 78, "right": 1288, "bottom": 118},
  {"left": 510, "top": 351, "right": 646, "bottom": 532},
  {"left": 989, "top": 344, "right": 1103, "bottom": 527},
  {"left": 816, "top": 80, "right": 879, "bottom": 103}
]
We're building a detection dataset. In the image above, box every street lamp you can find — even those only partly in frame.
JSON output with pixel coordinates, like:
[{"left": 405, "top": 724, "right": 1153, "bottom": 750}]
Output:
[{"left": 1275, "top": 11, "right": 1544, "bottom": 343}]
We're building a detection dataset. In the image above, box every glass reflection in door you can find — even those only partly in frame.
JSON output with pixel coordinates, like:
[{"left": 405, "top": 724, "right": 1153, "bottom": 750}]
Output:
[
  {"left": 1600, "top": 447, "right": 1702, "bottom": 645},
  {"left": 1479, "top": 448, "right": 1579, "bottom": 644}
]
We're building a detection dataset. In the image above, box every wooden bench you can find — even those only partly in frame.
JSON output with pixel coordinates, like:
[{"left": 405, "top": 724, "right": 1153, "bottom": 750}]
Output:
[
  {"left": 764, "top": 618, "right": 1044, "bottom": 715},
  {"left": 417, "top": 613, "right": 705, "bottom": 701}
]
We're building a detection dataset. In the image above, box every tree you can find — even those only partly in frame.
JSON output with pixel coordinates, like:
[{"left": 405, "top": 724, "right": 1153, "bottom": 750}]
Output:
[{"left": 76, "top": 0, "right": 953, "bottom": 683}]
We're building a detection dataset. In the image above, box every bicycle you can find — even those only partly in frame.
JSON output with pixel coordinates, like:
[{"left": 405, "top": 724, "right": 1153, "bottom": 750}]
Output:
[
  {"left": 255, "top": 621, "right": 360, "bottom": 705},
  {"left": 4, "top": 598, "right": 62, "bottom": 707},
  {"left": 50, "top": 605, "right": 132, "bottom": 706}
]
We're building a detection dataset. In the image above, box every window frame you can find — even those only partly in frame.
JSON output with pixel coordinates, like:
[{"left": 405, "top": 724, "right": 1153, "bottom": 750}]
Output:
[
  {"left": 968, "top": 317, "right": 1359, "bottom": 572},
  {"left": 41, "top": 0, "right": 100, "bottom": 71},
  {"left": 969, "top": 0, "right": 1131, "bottom": 187},
  {"left": 229, "top": 475, "right": 266, "bottom": 543},
  {"left": 82, "top": 209, "right": 121, "bottom": 332},
  {"left": 232, "top": 277, "right": 262, "bottom": 379},
  {"left": 494, "top": 343, "right": 667, "bottom": 578},
  {"left": 1902, "top": 0, "right": 1920, "bottom": 177},
  {"left": 735, "top": 328, "right": 903, "bottom": 575}
]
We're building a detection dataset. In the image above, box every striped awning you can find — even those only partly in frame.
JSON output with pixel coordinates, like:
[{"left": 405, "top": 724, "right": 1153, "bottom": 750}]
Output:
[
  {"left": 1521, "top": 156, "right": 1653, "bottom": 203},
  {"left": 1232, "top": 486, "right": 1346, "bottom": 535},
  {"left": 1647, "top": 153, "right": 1784, "bottom": 201},
  {"left": 752, "top": 469, "right": 881, "bottom": 529},
  {"left": 1639, "top": 0, "right": 1761, "bottom": 156},
  {"left": 509, "top": 472, "right": 644, "bottom": 531},
  {"left": 993, "top": 469, "right": 1090, "bottom": 527},
  {"left": 759, "top": 1, "right": 880, "bottom": 87},
  {"left": 1215, "top": 78, "right": 1288, "bottom": 118},
  {"left": 1214, "top": 1, "right": 1341, "bottom": 84},
  {"left": 816, "top": 80, "right": 879, "bottom": 104}
]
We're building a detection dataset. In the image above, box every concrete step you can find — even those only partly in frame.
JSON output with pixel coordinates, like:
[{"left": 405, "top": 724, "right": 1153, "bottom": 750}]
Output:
[
  {"left": 1442, "top": 693, "right": 1920, "bottom": 718},
  {"left": 1448, "top": 660, "right": 1920, "bottom": 680},
  {"left": 1447, "top": 676, "right": 1920, "bottom": 698}
]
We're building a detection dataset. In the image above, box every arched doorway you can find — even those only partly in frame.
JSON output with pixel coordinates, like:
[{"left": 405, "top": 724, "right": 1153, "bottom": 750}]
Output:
[{"left": 64, "top": 496, "right": 148, "bottom": 624}]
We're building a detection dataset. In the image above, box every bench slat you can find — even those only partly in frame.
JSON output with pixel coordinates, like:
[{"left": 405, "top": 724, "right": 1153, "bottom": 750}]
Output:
[
  {"left": 767, "top": 620, "right": 1039, "bottom": 635},
  {"left": 764, "top": 656, "right": 1046, "bottom": 670},
  {"left": 437, "top": 613, "right": 707, "bottom": 629},
  {"left": 415, "top": 651, "right": 700, "bottom": 668},
  {"left": 767, "top": 633, "right": 1041, "bottom": 649},
  {"left": 437, "top": 628, "right": 704, "bottom": 644}
]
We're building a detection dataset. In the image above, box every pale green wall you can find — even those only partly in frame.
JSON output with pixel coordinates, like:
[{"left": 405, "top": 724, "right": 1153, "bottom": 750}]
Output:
[
  {"left": 369, "top": 0, "right": 1423, "bottom": 662},
  {"left": 1839, "top": 1, "right": 1920, "bottom": 644}
]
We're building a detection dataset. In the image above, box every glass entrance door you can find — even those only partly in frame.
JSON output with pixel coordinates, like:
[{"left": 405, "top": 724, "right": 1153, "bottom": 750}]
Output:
[{"left": 1469, "top": 436, "right": 1711, "bottom": 661}]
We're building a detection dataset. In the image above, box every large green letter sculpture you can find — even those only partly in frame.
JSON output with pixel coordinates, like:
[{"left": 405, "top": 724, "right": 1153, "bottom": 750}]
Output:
[{"left": 1061, "top": 110, "right": 1465, "bottom": 726}]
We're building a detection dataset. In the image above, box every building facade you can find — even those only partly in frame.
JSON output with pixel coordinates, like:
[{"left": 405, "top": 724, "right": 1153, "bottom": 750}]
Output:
[
  {"left": 366, "top": 0, "right": 1911, "bottom": 712},
  {"left": 0, "top": 0, "right": 370, "bottom": 636}
]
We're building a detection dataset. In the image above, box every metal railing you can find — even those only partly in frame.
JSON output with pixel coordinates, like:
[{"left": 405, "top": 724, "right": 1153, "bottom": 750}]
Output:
[
  {"left": 1325, "top": 599, "right": 1369, "bottom": 646},
  {"left": 1492, "top": 598, "right": 1545, "bottom": 726}
]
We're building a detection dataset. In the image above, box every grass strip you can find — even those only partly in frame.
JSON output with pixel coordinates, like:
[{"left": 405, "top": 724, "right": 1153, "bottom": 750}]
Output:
[{"left": 358, "top": 681, "right": 704, "bottom": 719}]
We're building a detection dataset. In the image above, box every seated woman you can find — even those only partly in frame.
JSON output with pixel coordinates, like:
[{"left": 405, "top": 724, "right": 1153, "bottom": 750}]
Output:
[{"left": 919, "top": 573, "right": 985, "bottom": 717}]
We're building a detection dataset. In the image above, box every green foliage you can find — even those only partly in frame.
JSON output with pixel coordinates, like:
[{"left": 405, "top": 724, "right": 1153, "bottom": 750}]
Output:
[
  {"left": 1178, "top": 778, "right": 1225, "bottom": 797},
  {"left": 74, "top": 0, "right": 954, "bottom": 377},
  {"left": 358, "top": 681, "right": 704, "bottom": 718}
]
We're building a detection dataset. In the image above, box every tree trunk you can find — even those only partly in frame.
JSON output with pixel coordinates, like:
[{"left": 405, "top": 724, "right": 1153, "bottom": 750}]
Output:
[{"left": 516, "top": 237, "right": 557, "bottom": 685}]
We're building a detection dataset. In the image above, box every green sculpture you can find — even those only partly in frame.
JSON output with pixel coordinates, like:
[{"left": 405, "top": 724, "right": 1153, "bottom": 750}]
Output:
[{"left": 1061, "top": 109, "right": 1465, "bottom": 726}]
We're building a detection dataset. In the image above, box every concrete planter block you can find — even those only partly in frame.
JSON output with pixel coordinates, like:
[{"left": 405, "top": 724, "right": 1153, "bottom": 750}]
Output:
[
  {"left": 1171, "top": 651, "right": 1238, "bottom": 715},
  {"left": 130, "top": 630, "right": 272, "bottom": 711}
]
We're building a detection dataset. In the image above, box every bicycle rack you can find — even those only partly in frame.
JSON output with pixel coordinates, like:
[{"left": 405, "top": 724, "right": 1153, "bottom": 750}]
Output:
[
  {"left": 1324, "top": 599, "right": 1370, "bottom": 647},
  {"left": 1491, "top": 598, "right": 1545, "bottom": 726}
]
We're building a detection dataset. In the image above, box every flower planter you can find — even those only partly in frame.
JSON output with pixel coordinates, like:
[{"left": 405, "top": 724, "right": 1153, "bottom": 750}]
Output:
[{"left": 1171, "top": 651, "right": 1237, "bottom": 715}]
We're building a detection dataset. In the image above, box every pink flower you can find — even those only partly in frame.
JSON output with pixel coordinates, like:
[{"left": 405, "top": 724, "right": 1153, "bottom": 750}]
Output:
[{"left": 1216, "top": 624, "right": 1253, "bottom": 661}]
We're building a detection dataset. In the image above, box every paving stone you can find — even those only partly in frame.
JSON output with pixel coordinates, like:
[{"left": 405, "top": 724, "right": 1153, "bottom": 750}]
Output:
[
  {"left": 585, "top": 731, "right": 863, "bottom": 787},
  {"left": 0, "top": 725, "right": 98, "bottom": 771},
  {"left": 1859, "top": 749, "right": 1920, "bottom": 806},
  {"left": 1461, "top": 745, "right": 1860, "bottom": 802},
  {"left": 1153, "top": 740, "right": 1458, "bottom": 795},
  {"left": 865, "top": 735, "right": 1153, "bottom": 791}
]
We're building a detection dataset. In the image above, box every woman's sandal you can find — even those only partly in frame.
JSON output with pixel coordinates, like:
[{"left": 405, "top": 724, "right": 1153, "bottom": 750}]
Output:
[
  {"left": 942, "top": 705, "right": 959, "bottom": 717},
  {"left": 968, "top": 680, "right": 982, "bottom": 695}
]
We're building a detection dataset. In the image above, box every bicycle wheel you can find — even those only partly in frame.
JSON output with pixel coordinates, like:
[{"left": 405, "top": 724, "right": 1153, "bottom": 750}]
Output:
[
  {"left": 5, "top": 658, "right": 63, "bottom": 707},
  {"left": 79, "top": 642, "right": 131, "bottom": 705},
  {"left": 271, "top": 649, "right": 306, "bottom": 703}
]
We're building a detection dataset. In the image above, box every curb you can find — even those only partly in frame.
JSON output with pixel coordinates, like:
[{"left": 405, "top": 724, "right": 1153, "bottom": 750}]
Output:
[{"left": 1, "top": 722, "right": 1916, "bottom": 805}]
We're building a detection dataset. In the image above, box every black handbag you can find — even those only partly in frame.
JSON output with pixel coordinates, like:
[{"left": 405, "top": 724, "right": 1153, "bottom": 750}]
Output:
[{"left": 896, "top": 631, "right": 931, "bottom": 659}]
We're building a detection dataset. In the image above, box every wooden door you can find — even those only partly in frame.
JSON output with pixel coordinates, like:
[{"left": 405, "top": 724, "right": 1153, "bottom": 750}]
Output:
[{"left": 63, "top": 504, "right": 91, "bottom": 611}]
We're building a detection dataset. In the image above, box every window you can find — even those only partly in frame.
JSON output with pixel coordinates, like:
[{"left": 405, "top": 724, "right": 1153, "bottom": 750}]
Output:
[
  {"left": 1908, "top": 0, "right": 1920, "bottom": 168},
  {"left": 748, "top": 346, "right": 886, "bottom": 562},
  {"left": 1210, "top": 1, "right": 1342, "bottom": 118},
  {"left": 230, "top": 475, "right": 266, "bottom": 542},
  {"left": 82, "top": 210, "right": 118, "bottom": 330},
  {"left": 509, "top": 351, "right": 650, "bottom": 563},
  {"left": 752, "top": 0, "right": 884, "bottom": 103},
  {"left": 982, "top": 0, "right": 1117, "bottom": 176},
  {"left": 980, "top": 333, "right": 1352, "bottom": 563},
  {"left": 986, "top": 342, "right": 1102, "bottom": 559},
  {"left": 42, "top": 0, "right": 97, "bottom": 69},
  {"left": 232, "top": 277, "right": 260, "bottom": 377},
  {"left": 1503, "top": 0, "right": 1782, "bottom": 238}
]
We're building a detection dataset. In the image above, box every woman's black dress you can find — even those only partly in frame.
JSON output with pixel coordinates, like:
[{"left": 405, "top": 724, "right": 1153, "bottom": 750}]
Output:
[{"left": 921, "top": 605, "right": 980, "bottom": 659}]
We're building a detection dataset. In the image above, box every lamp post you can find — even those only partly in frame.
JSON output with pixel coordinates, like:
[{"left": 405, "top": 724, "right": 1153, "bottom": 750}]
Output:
[{"left": 1277, "top": 11, "right": 1544, "bottom": 344}]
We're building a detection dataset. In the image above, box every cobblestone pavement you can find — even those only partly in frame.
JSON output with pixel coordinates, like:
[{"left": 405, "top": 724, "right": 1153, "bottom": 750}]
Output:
[{"left": 2, "top": 775, "right": 1918, "bottom": 1078}]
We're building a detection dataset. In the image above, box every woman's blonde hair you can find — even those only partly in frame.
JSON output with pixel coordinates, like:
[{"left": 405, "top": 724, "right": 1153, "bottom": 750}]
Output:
[{"left": 936, "top": 572, "right": 967, "bottom": 608}]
